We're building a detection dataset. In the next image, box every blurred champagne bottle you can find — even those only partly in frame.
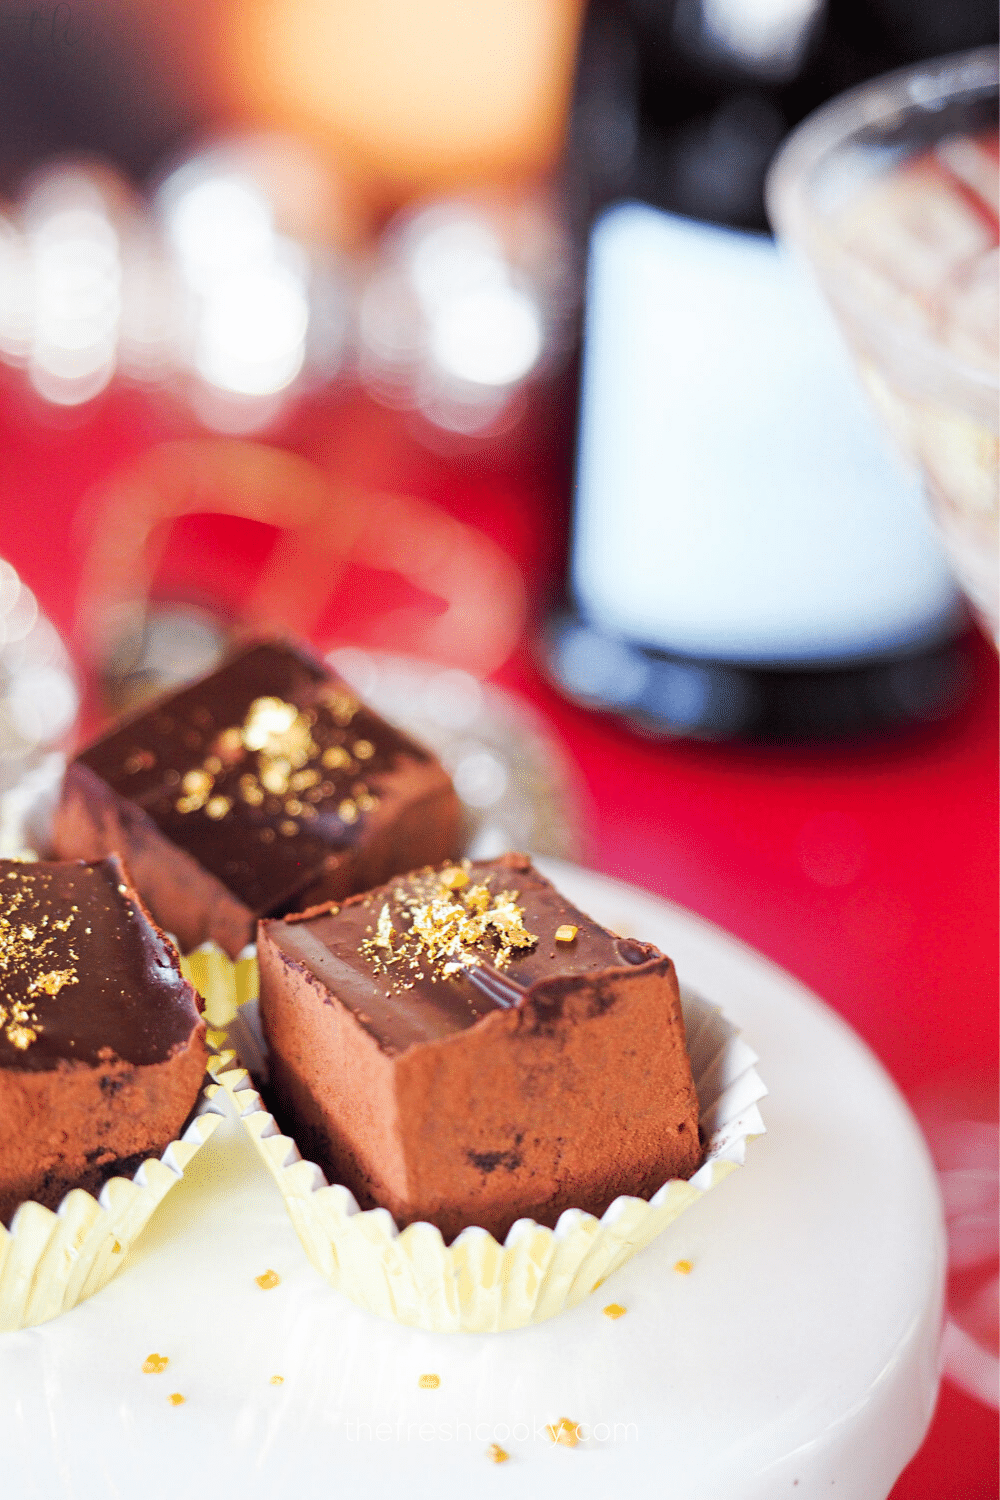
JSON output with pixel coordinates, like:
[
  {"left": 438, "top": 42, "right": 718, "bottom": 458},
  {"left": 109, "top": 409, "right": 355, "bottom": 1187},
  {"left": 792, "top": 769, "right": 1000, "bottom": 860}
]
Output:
[{"left": 542, "top": 0, "right": 998, "bottom": 740}]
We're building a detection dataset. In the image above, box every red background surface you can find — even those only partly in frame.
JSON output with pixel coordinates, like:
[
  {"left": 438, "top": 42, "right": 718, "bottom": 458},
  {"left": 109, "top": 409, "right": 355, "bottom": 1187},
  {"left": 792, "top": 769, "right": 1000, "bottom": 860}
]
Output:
[{"left": 1, "top": 375, "right": 996, "bottom": 1496}]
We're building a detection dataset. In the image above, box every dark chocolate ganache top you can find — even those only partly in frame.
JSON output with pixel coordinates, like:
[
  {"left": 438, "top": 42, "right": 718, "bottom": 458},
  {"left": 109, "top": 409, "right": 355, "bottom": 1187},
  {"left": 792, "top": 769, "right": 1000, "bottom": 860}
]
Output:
[
  {"left": 0, "top": 856, "right": 201, "bottom": 1073},
  {"left": 77, "top": 641, "right": 431, "bottom": 914},
  {"left": 265, "top": 855, "right": 664, "bottom": 1055}
]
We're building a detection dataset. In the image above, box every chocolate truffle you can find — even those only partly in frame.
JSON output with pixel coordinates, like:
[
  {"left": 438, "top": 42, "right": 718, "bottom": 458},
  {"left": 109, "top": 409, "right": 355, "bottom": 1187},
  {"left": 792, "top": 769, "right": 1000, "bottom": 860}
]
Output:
[
  {"left": 0, "top": 856, "right": 208, "bottom": 1227},
  {"left": 52, "top": 640, "right": 462, "bottom": 957},
  {"left": 257, "top": 854, "right": 701, "bottom": 1244}
]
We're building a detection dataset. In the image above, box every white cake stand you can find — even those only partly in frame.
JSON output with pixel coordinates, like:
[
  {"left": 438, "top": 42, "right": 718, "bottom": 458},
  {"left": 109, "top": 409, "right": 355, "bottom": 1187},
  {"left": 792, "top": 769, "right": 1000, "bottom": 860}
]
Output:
[{"left": 0, "top": 861, "right": 944, "bottom": 1500}]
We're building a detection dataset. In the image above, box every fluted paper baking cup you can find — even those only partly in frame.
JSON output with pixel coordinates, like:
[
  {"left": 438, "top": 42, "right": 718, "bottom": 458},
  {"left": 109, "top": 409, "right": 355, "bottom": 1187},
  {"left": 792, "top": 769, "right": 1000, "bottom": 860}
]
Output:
[
  {"left": 180, "top": 942, "right": 259, "bottom": 1029},
  {"left": 0, "top": 1086, "right": 226, "bottom": 1332},
  {"left": 218, "top": 989, "right": 766, "bottom": 1332}
]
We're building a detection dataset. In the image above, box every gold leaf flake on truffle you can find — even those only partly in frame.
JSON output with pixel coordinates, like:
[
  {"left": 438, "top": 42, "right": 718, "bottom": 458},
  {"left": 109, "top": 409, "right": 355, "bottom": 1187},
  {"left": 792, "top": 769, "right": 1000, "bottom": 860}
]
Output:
[
  {"left": 0, "top": 891, "right": 79, "bottom": 1050},
  {"left": 374, "top": 904, "right": 395, "bottom": 950},
  {"left": 321, "top": 744, "right": 352, "bottom": 770},
  {"left": 27, "top": 968, "right": 76, "bottom": 997},
  {"left": 359, "top": 869, "right": 537, "bottom": 989}
]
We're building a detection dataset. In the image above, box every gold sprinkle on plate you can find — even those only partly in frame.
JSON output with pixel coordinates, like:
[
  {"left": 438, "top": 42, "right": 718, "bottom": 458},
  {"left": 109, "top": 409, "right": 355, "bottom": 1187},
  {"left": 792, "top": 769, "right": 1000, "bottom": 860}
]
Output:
[
  {"left": 555, "top": 924, "right": 578, "bottom": 943},
  {"left": 673, "top": 1259, "right": 693, "bottom": 1275},
  {"left": 487, "top": 1443, "right": 510, "bottom": 1464},
  {"left": 167, "top": 1393, "right": 186, "bottom": 1406},
  {"left": 546, "top": 1418, "right": 581, "bottom": 1448},
  {"left": 418, "top": 1373, "right": 440, "bottom": 1389},
  {"left": 255, "top": 1269, "right": 280, "bottom": 1290},
  {"left": 603, "top": 1303, "right": 627, "bottom": 1319},
  {"left": 142, "top": 1354, "right": 169, "bottom": 1374}
]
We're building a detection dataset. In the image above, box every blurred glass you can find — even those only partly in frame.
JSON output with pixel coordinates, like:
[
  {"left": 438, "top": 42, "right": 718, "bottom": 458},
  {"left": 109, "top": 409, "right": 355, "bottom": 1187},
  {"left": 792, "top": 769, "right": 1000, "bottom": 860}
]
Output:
[
  {"left": 0, "top": 559, "right": 78, "bottom": 798},
  {"left": 358, "top": 195, "right": 575, "bottom": 437},
  {"left": 0, "top": 136, "right": 351, "bottom": 434},
  {"left": 768, "top": 48, "right": 999, "bottom": 642},
  {"left": 327, "top": 648, "right": 586, "bottom": 861}
]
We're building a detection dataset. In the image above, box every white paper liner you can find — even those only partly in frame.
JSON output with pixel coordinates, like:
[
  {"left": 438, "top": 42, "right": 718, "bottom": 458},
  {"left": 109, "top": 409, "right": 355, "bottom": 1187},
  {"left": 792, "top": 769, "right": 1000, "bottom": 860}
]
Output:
[
  {"left": 218, "top": 989, "right": 766, "bottom": 1332},
  {"left": 0, "top": 1086, "right": 225, "bottom": 1332}
]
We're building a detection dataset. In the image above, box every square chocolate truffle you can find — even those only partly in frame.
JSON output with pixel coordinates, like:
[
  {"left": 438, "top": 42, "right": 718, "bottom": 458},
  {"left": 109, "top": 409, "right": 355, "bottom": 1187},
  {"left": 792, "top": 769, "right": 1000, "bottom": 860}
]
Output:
[
  {"left": 257, "top": 854, "right": 701, "bottom": 1244},
  {"left": 53, "top": 640, "right": 462, "bottom": 957},
  {"left": 0, "top": 856, "right": 208, "bottom": 1226}
]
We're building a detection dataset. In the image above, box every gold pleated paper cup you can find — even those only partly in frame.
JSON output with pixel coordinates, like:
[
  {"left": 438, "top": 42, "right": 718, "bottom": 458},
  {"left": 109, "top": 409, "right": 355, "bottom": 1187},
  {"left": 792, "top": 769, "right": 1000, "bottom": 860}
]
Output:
[
  {"left": 218, "top": 988, "right": 767, "bottom": 1333},
  {"left": 0, "top": 942, "right": 246, "bottom": 1333}
]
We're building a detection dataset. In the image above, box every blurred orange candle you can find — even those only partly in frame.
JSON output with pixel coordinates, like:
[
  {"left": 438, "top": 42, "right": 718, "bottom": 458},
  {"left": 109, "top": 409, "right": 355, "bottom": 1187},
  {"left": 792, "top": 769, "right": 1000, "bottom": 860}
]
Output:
[{"left": 218, "top": 0, "right": 583, "bottom": 207}]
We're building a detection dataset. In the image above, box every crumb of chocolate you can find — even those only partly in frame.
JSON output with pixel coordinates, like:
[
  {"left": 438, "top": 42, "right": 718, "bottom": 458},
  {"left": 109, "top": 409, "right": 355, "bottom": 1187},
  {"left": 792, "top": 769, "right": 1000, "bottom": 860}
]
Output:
[
  {"left": 546, "top": 1418, "right": 581, "bottom": 1447},
  {"left": 673, "top": 1259, "right": 693, "bottom": 1275},
  {"left": 142, "top": 1354, "right": 169, "bottom": 1374},
  {"left": 255, "top": 1269, "right": 280, "bottom": 1290},
  {"left": 167, "top": 1393, "right": 185, "bottom": 1406},
  {"left": 418, "top": 1373, "right": 441, "bottom": 1389},
  {"left": 603, "top": 1303, "right": 627, "bottom": 1319},
  {"left": 487, "top": 1444, "right": 510, "bottom": 1464},
  {"left": 555, "top": 924, "right": 578, "bottom": 944}
]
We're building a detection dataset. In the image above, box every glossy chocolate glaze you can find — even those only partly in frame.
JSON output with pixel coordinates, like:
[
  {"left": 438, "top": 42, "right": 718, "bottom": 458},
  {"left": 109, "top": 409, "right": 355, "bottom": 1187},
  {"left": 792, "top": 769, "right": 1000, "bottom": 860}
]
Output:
[
  {"left": 76, "top": 641, "right": 433, "bottom": 915},
  {"left": 264, "top": 855, "right": 662, "bottom": 1056},
  {"left": 0, "top": 856, "right": 202, "bottom": 1074}
]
